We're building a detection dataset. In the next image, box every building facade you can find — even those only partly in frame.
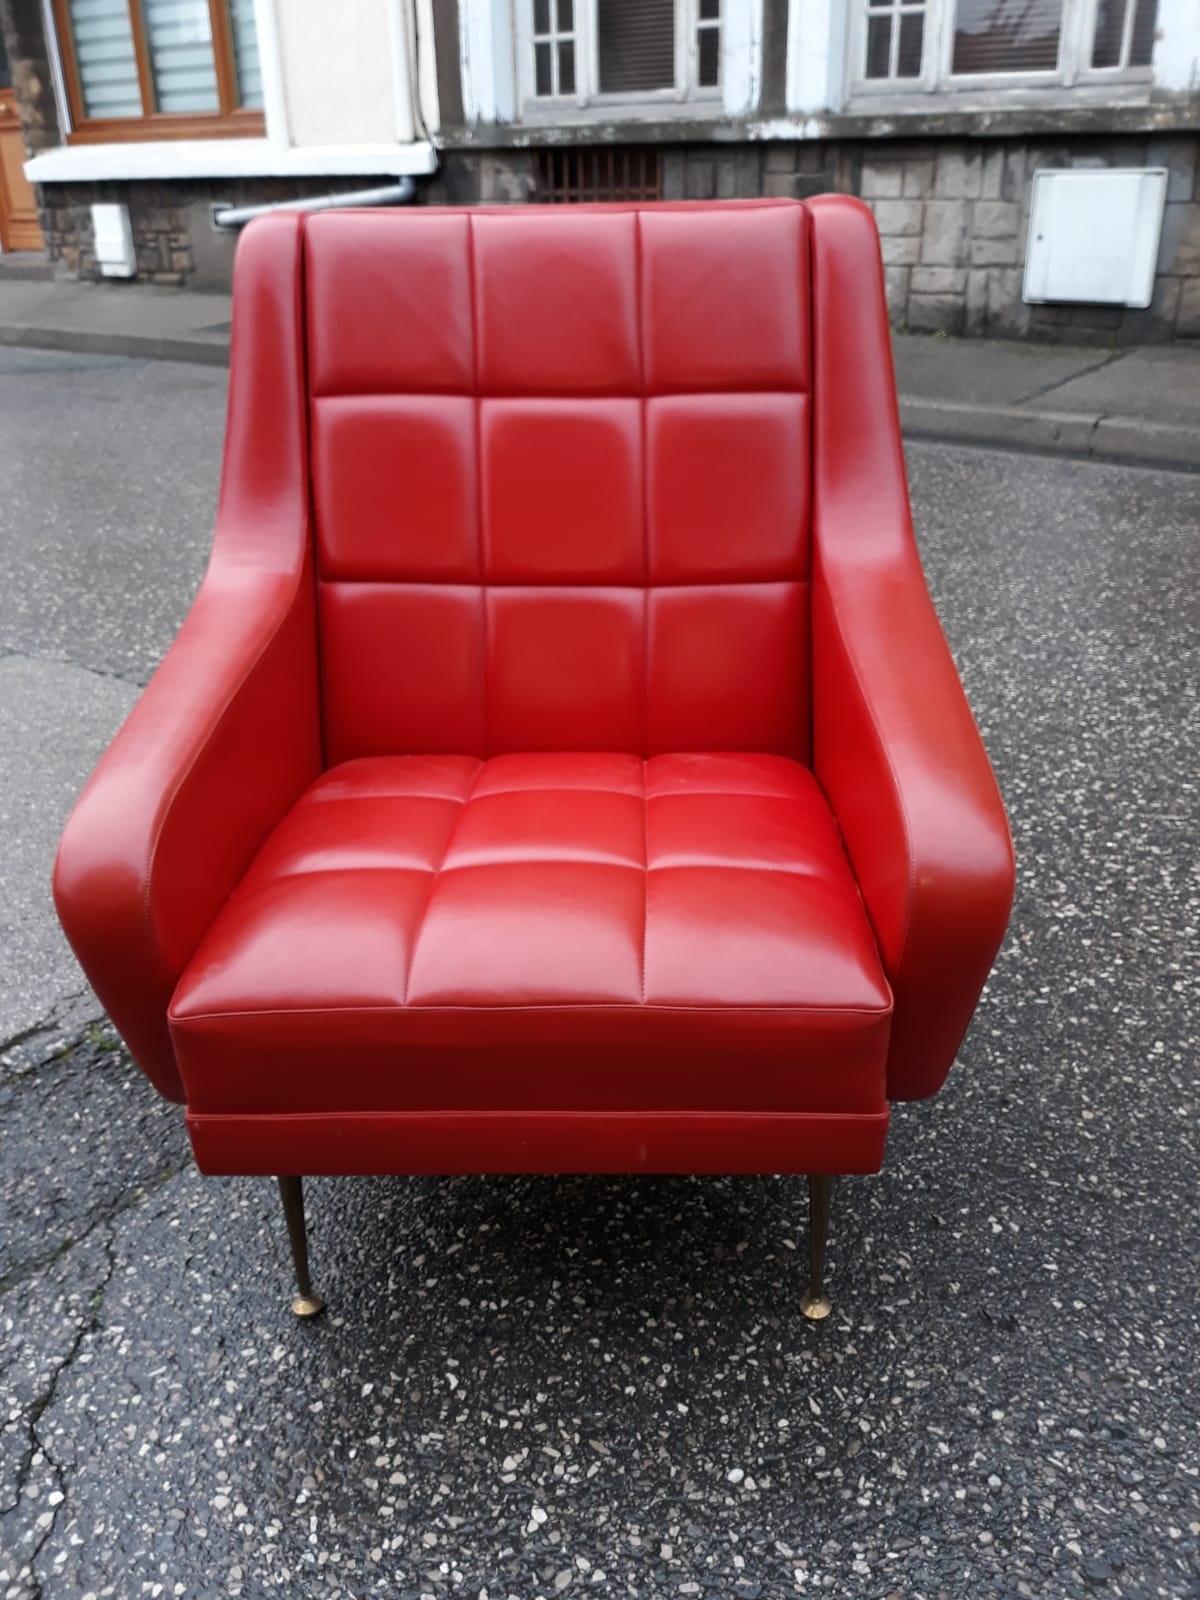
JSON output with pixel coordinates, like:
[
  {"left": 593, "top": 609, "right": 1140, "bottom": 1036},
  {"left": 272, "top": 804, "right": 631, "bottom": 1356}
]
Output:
[{"left": 0, "top": 0, "right": 1197, "bottom": 340}]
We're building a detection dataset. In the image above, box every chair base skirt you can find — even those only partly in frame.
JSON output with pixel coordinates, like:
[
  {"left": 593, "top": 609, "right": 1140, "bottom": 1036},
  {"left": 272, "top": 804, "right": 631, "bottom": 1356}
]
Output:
[{"left": 190, "top": 1106, "right": 889, "bottom": 1177}]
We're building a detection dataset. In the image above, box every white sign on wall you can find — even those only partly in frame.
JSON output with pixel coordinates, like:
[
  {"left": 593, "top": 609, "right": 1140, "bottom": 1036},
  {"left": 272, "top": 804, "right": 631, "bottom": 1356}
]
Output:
[{"left": 1023, "top": 169, "right": 1169, "bottom": 310}]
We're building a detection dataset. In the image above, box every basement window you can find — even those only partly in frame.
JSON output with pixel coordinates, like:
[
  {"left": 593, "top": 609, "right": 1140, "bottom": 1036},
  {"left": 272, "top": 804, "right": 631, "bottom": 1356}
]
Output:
[{"left": 533, "top": 145, "right": 664, "bottom": 201}]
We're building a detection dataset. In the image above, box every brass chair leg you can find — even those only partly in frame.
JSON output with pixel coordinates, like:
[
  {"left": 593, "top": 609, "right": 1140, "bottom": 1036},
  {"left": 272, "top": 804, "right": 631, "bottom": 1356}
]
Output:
[
  {"left": 277, "top": 1175, "right": 325, "bottom": 1319},
  {"left": 800, "top": 1173, "right": 833, "bottom": 1321}
]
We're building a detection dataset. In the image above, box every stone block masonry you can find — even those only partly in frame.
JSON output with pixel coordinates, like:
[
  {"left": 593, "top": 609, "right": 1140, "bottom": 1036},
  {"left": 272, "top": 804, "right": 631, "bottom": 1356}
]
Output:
[
  {"left": 434, "top": 131, "right": 1199, "bottom": 345},
  {"left": 20, "top": 128, "right": 1200, "bottom": 343},
  {"left": 856, "top": 134, "right": 1199, "bottom": 342}
]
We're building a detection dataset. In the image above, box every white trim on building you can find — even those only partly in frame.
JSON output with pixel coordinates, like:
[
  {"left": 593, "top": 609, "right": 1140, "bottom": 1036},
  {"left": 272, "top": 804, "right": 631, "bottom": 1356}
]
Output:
[
  {"left": 470, "top": 0, "right": 764, "bottom": 126},
  {"left": 27, "top": 0, "right": 436, "bottom": 186},
  {"left": 26, "top": 139, "right": 436, "bottom": 185}
]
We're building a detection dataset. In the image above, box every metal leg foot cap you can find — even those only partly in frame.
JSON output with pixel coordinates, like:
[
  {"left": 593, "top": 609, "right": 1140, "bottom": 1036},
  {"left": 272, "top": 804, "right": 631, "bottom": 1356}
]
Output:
[
  {"left": 291, "top": 1292, "right": 325, "bottom": 1319},
  {"left": 800, "top": 1291, "right": 831, "bottom": 1321}
]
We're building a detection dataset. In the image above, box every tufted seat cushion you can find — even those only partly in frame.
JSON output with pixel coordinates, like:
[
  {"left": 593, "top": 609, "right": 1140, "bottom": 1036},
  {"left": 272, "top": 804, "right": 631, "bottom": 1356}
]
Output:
[{"left": 170, "top": 751, "right": 891, "bottom": 1119}]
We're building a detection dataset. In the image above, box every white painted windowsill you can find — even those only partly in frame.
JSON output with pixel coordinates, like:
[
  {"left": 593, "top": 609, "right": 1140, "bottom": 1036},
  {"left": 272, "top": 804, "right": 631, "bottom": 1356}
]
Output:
[{"left": 26, "top": 139, "right": 438, "bottom": 184}]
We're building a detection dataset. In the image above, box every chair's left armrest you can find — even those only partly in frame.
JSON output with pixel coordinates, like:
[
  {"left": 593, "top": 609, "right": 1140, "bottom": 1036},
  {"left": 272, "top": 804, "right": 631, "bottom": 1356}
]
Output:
[
  {"left": 53, "top": 548, "right": 321, "bottom": 1102},
  {"left": 53, "top": 210, "right": 319, "bottom": 1102},
  {"left": 807, "top": 195, "right": 1015, "bottom": 1101}
]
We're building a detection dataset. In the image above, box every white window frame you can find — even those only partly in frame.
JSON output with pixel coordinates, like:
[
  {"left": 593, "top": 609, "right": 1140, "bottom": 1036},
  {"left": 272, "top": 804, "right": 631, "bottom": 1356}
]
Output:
[
  {"left": 845, "top": 0, "right": 1157, "bottom": 100},
  {"left": 515, "top": 0, "right": 724, "bottom": 118}
]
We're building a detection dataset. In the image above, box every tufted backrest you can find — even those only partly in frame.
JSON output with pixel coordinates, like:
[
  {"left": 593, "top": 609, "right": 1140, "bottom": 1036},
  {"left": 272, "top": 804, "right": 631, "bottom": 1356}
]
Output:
[{"left": 304, "top": 201, "right": 812, "bottom": 764}]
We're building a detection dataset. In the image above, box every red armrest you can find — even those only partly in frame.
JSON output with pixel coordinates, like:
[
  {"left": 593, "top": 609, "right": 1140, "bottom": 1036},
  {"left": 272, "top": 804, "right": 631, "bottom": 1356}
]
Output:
[
  {"left": 808, "top": 197, "right": 1015, "bottom": 1101},
  {"left": 52, "top": 214, "right": 320, "bottom": 1101}
]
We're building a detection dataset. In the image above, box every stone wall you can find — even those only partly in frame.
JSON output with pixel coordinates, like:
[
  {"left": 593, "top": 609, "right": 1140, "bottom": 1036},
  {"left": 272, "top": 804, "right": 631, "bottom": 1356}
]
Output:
[
  {"left": 37, "top": 176, "right": 391, "bottom": 287},
  {"left": 432, "top": 133, "right": 1200, "bottom": 343},
  {"left": 856, "top": 135, "right": 1198, "bottom": 342},
  {"left": 23, "top": 129, "right": 1200, "bottom": 341}
]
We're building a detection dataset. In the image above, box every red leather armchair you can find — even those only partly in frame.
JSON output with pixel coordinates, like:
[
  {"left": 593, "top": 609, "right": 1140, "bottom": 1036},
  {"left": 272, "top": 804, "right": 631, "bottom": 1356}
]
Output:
[{"left": 53, "top": 197, "right": 1013, "bottom": 1320}]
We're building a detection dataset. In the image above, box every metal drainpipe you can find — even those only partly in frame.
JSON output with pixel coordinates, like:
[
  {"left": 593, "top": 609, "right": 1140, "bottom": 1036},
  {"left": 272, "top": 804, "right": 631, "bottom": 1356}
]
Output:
[{"left": 211, "top": 177, "right": 416, "bottom": 230}]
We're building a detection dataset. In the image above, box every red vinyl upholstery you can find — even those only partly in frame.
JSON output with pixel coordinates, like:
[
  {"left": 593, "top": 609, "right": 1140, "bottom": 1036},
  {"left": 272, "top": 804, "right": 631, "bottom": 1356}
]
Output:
[{"left": 53, "top": 197, "right": 1013, "bottom": 1179}]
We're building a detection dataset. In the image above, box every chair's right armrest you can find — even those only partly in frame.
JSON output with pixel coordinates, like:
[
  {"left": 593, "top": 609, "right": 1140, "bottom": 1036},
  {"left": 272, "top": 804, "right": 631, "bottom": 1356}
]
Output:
[
  {"left": 53, "top": 211, "right": 320, "bottom": 1102},
  {"left": 807, "top": 196, "right": 1015, "bottom": 1102}
]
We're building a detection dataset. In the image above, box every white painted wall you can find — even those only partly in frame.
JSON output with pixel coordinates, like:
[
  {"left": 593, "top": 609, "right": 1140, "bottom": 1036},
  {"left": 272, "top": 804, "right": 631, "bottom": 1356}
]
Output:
[
  {"left": 460, "top": 0, "right": 515, "bottom": 123},
  {"left": 414, "top": 0, "right": 442, "bottom": 132},
  {"left": 786, "top": 0, "right": 842, "bottom": 115},
  {"left": 275, "top": 0, "right": 405, "bottom": 145},
  {"left": 723, "top": 0, "right": 764, "bottom": 116},
  {"left": 1154, "top": 0, "right": 1200, "bottom": 92}
]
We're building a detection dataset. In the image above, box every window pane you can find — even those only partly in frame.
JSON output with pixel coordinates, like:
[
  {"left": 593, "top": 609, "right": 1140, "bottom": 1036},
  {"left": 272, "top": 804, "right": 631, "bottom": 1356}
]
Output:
[
  {"left": 144, "top": 0, "right": 218, "bottom": 112},
  {"left": 1129, "top": 0, "right": 1158, "bottom": 65},
  {"left": 952, "top": 0, "right": 1063, "bottom": 73},
  {"left": 865, "top": 13, "right": 892, "bottom": 77},
  {"left": 897, "top": 11, "right": 924, "bottom": 74},
  {"left": 556, "top": 0, "right": 573, "bottom": 30},
  {"left": 228, "top": 0, "right": 262, "bottom": 108},
  {"left": 597, "top": 0, "right": 675, "bottom": 93},
  {"left": 1090, "top": 0, "right": 1125, "bottom": 66},
  {"left": 68, "top": 0, "right": 143, "bottom": 118},
  {"left": 699, "top": 0, "right": 719, "bottom": 18},
  {"left": 698, "top": 26, "right": 719, "bottom": 86},
  {"left": 558, "top": 38, "right": 575, "bottom": 93},
  {"left": 534, "top": 0, "right": 551, "bottom": 35},
  {"left": 535, "top": 39, "right": 552, "bottom": 93}
]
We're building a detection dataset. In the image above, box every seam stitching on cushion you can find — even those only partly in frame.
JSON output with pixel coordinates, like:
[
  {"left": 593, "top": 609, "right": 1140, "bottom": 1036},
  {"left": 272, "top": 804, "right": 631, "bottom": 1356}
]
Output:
[
  {"left": 316, "top": 582, "right": 819, "bottom": 595},
  {"left": 314, "top": 386, "right": 807, "bottom": 402},
  {"left": 640, "top": 763, "right": 649, "bottom": 1003},
  {"left": 467, "top": 212, "right": 488, "bottom": 758},
  {"left": 173, "top": 1000, "right": 893, "bottom": 1022},
  {"left": 141, "top": 216, "right": 311, "bottom": 975},
  {"left": 308, "top": 789, "right": 477, "bottom": 803},
  {"left": 821, "top": 573, "right": 921, "bottom": 978},
  {"left": 188, "top": 1108, "right": 892, "bottom": 1126},
  {"left": 634, "top": 214, "right": 650, "bottom": 1004},
  {"left": 298, "top": 222, "right": 331, "bottom": 771},
  {"left": 809, "top": 203, "right": 920, "bottom": 1003},
  {"left": 244, "top": 860, "right": 834, "bottom": 882},
  {"left": 402, "top": 759, "right": 485, "bottom": 1005},
  {"left": 634, "top": 210, "right": 650, "bottom": 765},
  {"left": 643, "top": 787, "right": 811, "bottom": 801}
]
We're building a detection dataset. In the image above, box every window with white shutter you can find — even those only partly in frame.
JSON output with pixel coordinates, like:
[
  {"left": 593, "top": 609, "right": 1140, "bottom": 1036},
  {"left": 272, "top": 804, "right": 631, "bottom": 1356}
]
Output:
[
  {"left": 521, "top": 0, "right": 721, "bottom": 109},
  {"left": 850, "top": 0, "right": 1161, "bottom": 94},
  {"left": 951, "top": 0, "right": 1063, "bottom": 74},
  {"left": 1089, "top": 0, "right": 1158, "bottom": 69},
  {"left": 597, "top": 0, "right": 675, "bottom": 93},
  {"left": 55, "top": 0, "right": 264, "bottom": 137}
]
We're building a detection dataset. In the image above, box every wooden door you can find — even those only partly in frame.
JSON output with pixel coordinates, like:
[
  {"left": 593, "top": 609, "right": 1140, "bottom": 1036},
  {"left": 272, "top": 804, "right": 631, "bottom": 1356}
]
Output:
[{"left": 0, "top": 33, "right": 45, "bottom": 253}]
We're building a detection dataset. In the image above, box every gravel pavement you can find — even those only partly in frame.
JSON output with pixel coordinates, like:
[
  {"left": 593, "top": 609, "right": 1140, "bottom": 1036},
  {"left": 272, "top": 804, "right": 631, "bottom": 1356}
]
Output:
[{"left": 1, "top": 348, "right": 1197, "bottom": 1600}]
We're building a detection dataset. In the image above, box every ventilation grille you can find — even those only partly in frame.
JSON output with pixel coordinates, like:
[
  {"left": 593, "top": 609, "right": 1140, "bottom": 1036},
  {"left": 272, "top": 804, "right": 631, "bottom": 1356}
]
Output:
[{"left": 534, "top": 147, "right": 664, "bottom": 204}]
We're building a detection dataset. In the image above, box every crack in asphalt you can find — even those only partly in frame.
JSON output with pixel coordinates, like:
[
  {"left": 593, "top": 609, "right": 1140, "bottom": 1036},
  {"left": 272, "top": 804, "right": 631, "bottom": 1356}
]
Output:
[
  {"left": 0, "top": 1151, "right": 194, "bottom": 1597},
  {"left": 1014, "top": 348, "right": 1125, "bottom": 407},
  {"left": 0, "top": 1157, "right": 192, "bottom": 1302},
  {"left": 20, "top": 1227, "right": 117, "bottom": 1600},
  {"left": 0, "top": 642, "right": 151, "bottom": 692},
  {"left": 0, "top": 1225, "right": 114, "bottom": 1597},
  {"left": 0, "top": 1001, "right": 103, "bottom": 1073}
]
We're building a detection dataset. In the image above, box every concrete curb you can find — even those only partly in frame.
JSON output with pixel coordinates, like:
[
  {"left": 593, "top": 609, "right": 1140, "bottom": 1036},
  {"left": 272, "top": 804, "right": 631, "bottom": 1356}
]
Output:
[
  {"left": 900, "top": 396, "right": 1198, "bottom": 473},
  {"left": 2, "top": 320, "right": 1195, "bottom": 471},
  {"left": 0, "top": 322, "right": 230, "bottom": 367}
]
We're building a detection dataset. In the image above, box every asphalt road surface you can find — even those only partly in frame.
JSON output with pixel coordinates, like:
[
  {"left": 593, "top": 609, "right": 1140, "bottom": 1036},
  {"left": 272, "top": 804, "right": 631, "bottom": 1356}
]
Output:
[{"left": 1, "top": 347, "right": 1198, "bottom": 1599}]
